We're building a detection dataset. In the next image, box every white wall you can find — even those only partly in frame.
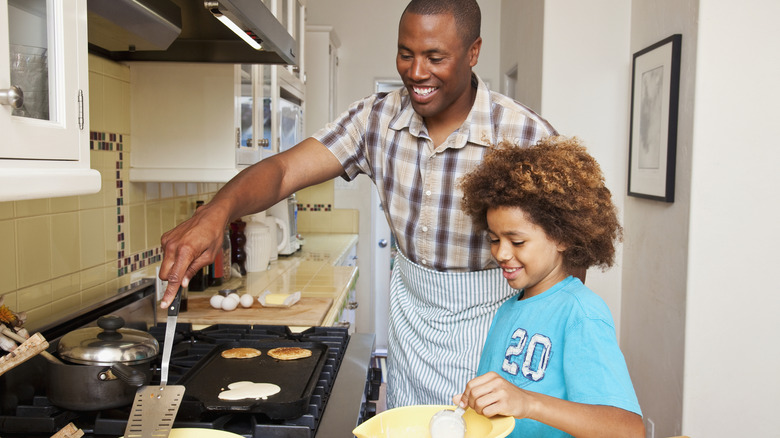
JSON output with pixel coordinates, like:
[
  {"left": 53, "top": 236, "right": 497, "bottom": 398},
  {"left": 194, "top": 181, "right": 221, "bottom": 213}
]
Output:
[
  {"left": 683, "top": 1, "right": 780, "bottom": 436},
  {"left": 537, "top": 0, "right": 631, "bottom": 338},
  {"left": 622, "top": 1, "right": 698, "bottom": 435}
]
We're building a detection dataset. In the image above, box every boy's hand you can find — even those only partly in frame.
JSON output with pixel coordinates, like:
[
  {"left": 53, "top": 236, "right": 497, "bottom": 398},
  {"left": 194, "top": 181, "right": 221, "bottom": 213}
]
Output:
[{"left": 455, "top": 371, "right": 531, "bottom": 420}]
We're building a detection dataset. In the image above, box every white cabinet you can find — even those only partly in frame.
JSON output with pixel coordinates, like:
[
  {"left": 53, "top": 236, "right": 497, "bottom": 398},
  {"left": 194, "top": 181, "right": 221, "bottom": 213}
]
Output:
[
  {"left": 304, "top": 26, "right": 339, "bottom": 137},
  {"left": 128, "top": 62, "right": 268, "bottom": 183},
  {"left": 128, "top": 62, "right": 305, "bottom": 183},
  {"left": 0, "top": 0, "right": 100, "bottom": 201}
]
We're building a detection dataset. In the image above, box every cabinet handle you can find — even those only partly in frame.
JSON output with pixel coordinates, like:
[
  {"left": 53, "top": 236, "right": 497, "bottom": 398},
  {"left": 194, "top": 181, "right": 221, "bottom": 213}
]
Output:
[{"left": 0, "top": 86, "right": 23, "bottom": 109}]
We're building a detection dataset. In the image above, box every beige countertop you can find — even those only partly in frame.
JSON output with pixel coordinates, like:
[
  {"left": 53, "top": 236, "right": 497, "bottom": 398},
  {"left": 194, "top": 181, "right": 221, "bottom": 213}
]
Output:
[{"left": 174, "top": 233, "right": 358, "bottom": 328}]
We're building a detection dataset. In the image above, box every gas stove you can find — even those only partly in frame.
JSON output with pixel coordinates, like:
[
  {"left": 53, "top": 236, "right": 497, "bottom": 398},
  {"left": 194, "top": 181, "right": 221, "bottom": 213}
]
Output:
[{"left": 0, "top": 279, "right": 379, "bottom": 438}]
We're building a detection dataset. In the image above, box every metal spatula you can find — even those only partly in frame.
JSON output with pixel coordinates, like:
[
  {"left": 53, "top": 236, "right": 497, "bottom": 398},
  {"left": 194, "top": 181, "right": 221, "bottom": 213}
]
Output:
[{"left": 124, "top": 287, "right": 186, "bottom": 438}]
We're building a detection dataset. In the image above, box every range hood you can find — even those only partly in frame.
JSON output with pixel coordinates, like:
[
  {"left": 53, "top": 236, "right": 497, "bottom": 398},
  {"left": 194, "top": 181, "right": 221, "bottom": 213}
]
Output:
[{"left": 87, "top": 0, "right": 298, "bottom": 65}]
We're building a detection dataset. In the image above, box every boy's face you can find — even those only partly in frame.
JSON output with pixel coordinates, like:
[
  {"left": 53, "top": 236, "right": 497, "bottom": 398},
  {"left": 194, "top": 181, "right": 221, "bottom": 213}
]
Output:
[
  {"left": 396, "top": 12, "right": 481, "bottom": 127},
  {"left": 486, "top": 206, "right": 569, "bottom": 298}
]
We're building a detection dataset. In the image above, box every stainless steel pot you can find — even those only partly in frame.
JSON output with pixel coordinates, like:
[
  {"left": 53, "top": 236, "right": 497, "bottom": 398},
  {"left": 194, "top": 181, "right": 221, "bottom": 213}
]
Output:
[{"left": 47, "top": 315, "right": 159, "bottom": 411}]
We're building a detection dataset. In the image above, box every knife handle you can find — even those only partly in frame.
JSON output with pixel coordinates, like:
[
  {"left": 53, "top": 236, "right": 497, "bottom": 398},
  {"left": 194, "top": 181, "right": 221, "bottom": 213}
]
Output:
[{"left": 168, "top": 286, "right": 183, "bottom": 316}]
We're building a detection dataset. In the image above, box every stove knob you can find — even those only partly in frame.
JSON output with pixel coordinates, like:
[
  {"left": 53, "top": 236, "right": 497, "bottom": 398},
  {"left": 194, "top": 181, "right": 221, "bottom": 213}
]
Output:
[
  {"left": 363, "top": 401, "right": 377, "bottom": 420},
  {"left": 368, "top": 367, "right": 382, "bottom": 400}
]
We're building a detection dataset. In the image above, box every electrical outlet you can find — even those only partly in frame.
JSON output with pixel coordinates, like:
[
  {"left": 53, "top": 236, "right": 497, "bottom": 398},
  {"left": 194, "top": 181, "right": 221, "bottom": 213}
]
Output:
[{"left": 646, "top": 418, "right": 655, "bottom": 438}]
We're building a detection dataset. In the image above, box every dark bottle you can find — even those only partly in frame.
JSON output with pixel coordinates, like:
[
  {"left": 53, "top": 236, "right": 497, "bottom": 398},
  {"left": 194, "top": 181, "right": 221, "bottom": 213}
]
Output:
[{"left": 230, "top": 219, "right": 247, "bottom": 275}]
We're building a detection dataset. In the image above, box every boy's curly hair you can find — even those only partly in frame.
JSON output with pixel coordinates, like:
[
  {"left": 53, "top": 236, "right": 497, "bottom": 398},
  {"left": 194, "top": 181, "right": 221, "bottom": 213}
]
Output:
[{"left": 459, "top": 136, "right": 622, "bottom": 271}]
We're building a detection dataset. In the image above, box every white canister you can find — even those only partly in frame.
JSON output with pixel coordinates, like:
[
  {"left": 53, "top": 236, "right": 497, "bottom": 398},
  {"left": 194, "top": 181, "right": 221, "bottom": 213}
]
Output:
[{"left": 244, "top": 214, "right": 271, "bottom": 272}]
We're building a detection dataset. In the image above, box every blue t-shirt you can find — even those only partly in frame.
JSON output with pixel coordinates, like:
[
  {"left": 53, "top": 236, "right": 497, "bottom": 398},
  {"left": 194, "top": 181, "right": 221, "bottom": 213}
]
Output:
[{"left": 477, "top": 276, "right": 642, "bottom": 437}]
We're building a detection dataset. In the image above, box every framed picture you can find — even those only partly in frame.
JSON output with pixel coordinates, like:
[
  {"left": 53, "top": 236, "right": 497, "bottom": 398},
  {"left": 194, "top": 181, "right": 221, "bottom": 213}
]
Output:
[{"left": 628, "top": 34, "right": 682, "bottom": 202}]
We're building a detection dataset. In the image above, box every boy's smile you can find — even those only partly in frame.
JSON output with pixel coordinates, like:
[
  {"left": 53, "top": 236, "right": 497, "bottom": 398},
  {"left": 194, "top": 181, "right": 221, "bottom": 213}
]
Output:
[{"left": 486, "top": 206, "right": 569, "bottom": 298}]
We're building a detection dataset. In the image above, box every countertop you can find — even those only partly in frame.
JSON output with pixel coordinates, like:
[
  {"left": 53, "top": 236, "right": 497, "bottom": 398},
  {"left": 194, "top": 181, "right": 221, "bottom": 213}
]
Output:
[{"left": 168, "top": 233, "right": 358, "bottom": 329}]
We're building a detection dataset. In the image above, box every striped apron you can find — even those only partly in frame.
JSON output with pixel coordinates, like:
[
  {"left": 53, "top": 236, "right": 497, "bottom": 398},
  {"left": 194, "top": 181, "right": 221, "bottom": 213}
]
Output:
[{"left": 385, "top": 251, "right": 516, "bottom": 408}]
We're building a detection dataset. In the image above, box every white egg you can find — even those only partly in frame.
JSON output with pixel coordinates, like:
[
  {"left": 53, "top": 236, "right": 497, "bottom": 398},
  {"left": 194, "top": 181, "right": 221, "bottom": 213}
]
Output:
[
  {"left": 221, "top": 297, "right": 239, "bottom": 311},
  {"left": 227, "top": 293, "right": 240, "bottom": 302},
  {"left": 239, "top": 293, "right": 254, "bottom": 308},
  {"left": 209, "top": 294, "right": 225, "bottom": 309}
]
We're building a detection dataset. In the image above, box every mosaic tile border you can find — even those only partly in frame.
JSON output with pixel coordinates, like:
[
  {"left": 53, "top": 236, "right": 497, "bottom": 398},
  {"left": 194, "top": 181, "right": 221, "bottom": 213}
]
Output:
[
  {"left": 90, "top": 131, "right": 162, "bottom": 278},
  {"left": 299, "top": 203, "right": 332, "bottom": 212}
]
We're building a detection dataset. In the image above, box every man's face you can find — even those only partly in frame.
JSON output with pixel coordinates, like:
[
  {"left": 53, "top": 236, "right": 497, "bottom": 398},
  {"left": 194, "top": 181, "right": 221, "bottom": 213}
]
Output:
[{"left": 396, "top": 12, "right": 481, "bottom": 126}]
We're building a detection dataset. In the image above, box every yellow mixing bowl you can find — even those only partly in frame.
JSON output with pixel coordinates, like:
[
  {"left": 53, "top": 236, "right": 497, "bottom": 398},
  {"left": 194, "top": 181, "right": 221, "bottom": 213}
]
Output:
[{"left": 352, "top": 404, "right": 515, "bottom": 438}]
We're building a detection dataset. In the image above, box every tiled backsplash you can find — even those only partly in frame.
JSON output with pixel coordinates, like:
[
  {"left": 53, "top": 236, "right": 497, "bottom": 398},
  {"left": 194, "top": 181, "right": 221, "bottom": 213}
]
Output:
[{"left": 296, "top": 180, "right": 359, "bottom": 234}]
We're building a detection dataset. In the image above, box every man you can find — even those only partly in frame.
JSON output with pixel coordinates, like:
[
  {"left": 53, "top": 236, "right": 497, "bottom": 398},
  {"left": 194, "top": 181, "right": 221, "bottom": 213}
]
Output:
[{"left": 158, "top": 0, "right": 556, "bottom": 408}]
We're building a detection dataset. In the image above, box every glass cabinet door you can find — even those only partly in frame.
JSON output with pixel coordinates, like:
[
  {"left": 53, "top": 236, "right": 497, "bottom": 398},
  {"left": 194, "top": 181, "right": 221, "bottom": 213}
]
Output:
[
  {"left": 1, "top": 0, "right": 87, "bottom": 160},
  {"left": 239, "top": 64, "right": 253, "bottom": 148}
]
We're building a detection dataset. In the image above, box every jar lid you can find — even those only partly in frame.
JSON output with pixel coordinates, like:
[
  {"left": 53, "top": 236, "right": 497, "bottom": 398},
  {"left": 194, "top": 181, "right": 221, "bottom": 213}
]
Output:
[{"left": 57, "top": 315, "right": 159, "bottom": 366}]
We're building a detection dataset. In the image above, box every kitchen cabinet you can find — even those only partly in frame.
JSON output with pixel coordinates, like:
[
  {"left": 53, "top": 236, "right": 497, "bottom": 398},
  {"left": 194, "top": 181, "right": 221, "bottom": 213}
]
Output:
[
  {"left": 0, "top": 0, "right": 100, "bottom": 201},
  {"left": 304, "top": 26, "right": 340, "bottom": 137},
  {"left": 273, "top": 0, "right": 306, "bottom": 83},
  {"left": 128, "top": 62, "right": 304, "bottom": 183},
  {"left": 128, "top": 62, "right": 268, "bottom": 182}
]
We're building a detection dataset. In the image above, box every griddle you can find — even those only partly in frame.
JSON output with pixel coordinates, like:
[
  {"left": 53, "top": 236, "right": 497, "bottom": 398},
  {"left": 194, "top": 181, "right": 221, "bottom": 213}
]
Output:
[{"left": 177, "top": 340, "right": 329, "bottom": 420}]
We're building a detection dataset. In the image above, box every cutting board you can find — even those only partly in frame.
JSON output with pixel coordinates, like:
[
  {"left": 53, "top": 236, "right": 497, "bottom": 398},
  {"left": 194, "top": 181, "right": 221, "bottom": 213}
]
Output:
[{"left": 164, "top": 296, "right": 334, "bottom": 326}]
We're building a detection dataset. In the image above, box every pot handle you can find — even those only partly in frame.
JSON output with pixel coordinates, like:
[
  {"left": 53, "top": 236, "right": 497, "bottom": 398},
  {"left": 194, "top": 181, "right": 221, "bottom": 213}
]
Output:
[{"left": 109, "top": 362, "right": 146, "bottom": 387}]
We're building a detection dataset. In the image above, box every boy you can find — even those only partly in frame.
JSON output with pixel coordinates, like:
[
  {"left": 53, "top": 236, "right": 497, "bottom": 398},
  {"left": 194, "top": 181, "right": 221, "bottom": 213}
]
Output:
[{"left": 457, "top": 137, "right": 644, "bottom": 437}]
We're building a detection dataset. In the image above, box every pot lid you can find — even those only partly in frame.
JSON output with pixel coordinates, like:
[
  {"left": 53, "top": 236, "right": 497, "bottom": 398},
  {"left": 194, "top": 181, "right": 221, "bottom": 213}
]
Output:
[{"left": 57, "top": 315, "right": 159, "bottom": 366}]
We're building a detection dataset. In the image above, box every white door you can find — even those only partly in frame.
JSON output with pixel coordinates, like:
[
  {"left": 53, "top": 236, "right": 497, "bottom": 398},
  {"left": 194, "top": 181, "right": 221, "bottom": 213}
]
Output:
[{"left": 371, "top": 184, "right": 392, "bottom": 352}]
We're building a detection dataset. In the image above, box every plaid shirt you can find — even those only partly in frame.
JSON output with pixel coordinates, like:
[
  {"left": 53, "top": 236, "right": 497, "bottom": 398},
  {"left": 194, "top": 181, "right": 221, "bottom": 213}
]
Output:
[{"left": 315, "top": 74, "right": 557, "bottom": 272}]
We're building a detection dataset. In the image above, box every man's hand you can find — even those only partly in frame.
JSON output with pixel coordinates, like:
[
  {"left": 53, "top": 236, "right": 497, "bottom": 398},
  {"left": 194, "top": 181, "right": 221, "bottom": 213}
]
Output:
[{"left": 158, "top": 202, "right": 229, "bottom": 308}]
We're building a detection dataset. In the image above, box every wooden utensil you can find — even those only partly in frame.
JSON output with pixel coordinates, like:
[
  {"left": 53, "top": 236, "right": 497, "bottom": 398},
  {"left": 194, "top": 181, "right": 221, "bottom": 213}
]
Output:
[{"left": 0, "top": 331, "right": 49, "bottom": 376}]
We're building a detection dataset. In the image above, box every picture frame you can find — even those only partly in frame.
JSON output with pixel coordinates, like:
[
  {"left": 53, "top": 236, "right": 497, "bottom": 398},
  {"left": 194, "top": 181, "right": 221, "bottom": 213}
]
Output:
[{"left": 628, "top": 34, "right": 682, "bottom": 202}]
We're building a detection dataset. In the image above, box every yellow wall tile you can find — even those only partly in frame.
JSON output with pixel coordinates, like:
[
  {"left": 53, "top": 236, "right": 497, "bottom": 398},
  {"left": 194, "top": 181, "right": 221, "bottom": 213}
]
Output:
[
  {"left": 145, "top": 202, "right": 162, "bottom": 250},
  {"left": 0, "top": 220, "right": 17, "bottom": 294},
  {"left": 160, "top": 183, "right": 174, "bottom": 199},
  {"left": 82, "top": 283, "right": 108, "bottom": 307},
  {"left": 146, "top": 183, "right": 160, "bottom": 201},
  {"left": 51, "top": 294, "right": 82, "bottom": 319},
  {"left": 16, "top": 216, "right": 52, "bottom": 288},
  {"left": 51, "top": 273, "right": 80, "bottom": 301},
  {"left": 81, "top": 265, "right": 106, "bottom": 290},
  {"left": 50, "top": 196, "right": 80, "bottom": 213},
  {"left": 104, "top": 207, "right": 117, "bottom": 262},
  {"left": 51, "top": 212, "right": 81, "bottom": 277},
  {"left": 161, "top": 200, "right": 176, "bottom": 235},
  {"left": 127, "top": 181, "right": 146, "bottom": 205},
  {"left": 0, "top": 202, "right": 13, "bottom": 220},
  {"left": 17, "top": 282, "right": 52, "bottom": 312},
  {"left": 14, "top": 198, "right": 50, "bottom": 217},
  {"left": 23, "top": 304, "right": 52, "bottom": 330},
  {"left": 89, "top": 69, "right": 105, "bottom": 131},
  {"left": 128, "top": 204, "right": 147, "bottom": 253},
  {"left": 79, "top": 209, "right": 106, "bottom": 269},
  {"left": 104, "top": 75, "right": 126, "bottom": 132}
]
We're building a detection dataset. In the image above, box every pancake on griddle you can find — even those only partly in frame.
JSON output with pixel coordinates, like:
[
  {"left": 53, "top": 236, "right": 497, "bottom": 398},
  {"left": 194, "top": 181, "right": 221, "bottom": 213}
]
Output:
[
  {"left": 221, "top": 347, "right": 262, "bottom": 359},
  {"left": 267, "top": 347, "right": 312, "bottom": 360}
]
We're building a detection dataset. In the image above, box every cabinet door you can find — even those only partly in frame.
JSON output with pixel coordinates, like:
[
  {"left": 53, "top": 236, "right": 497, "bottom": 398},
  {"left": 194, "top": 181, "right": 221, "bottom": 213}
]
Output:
[{"left": 1, "top": 0, "right": 87, "bottom": 160}]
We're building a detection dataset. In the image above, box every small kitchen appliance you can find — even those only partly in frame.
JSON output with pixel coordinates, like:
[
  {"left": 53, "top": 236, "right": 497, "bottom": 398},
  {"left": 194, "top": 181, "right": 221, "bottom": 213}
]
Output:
[{"left": 268, "top": 195, "right": 301, "bottom": 255}]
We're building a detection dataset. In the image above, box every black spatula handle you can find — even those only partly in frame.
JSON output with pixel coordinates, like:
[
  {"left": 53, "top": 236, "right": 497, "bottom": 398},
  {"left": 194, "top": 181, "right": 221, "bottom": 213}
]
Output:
[{"left": 168, "top": 286, "right": 183, "bottom": 316}]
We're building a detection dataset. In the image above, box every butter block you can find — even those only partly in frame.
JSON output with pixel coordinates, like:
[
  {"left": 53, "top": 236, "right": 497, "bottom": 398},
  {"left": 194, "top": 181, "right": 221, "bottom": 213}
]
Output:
[{"left": 265, "top": 294, "right": 289, "bottom": 305}]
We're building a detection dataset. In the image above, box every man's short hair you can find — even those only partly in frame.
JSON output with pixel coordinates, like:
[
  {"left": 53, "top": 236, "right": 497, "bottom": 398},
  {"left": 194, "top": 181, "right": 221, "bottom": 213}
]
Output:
[{"left": 403, "top": 0, "right": 481, "bottom": 47}]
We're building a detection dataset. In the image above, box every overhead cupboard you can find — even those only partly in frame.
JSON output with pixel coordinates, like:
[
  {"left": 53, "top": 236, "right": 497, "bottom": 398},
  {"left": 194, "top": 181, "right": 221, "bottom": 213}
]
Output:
[
  {"left": 128, "top": 0, "right": 307, "bottom": 183},
  {"left": 0, "top": 0, "right": 100, "bottom": 201},
  {"left": 127, "top": 62, "right": 304, "bottom": 183}
]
